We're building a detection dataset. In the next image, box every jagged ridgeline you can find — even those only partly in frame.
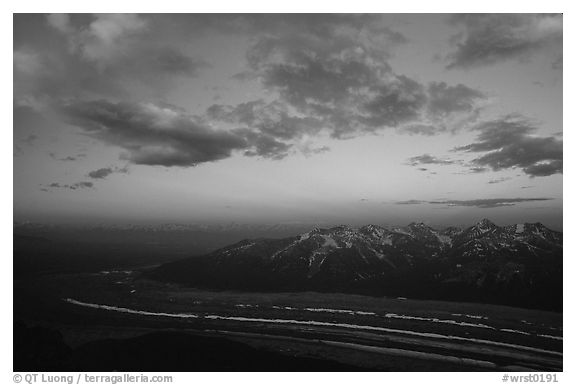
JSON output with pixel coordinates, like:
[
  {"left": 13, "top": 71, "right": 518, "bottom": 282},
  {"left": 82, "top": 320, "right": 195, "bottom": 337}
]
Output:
[{"left": 148, "top": 219, "right": 562, "bottom": 311}]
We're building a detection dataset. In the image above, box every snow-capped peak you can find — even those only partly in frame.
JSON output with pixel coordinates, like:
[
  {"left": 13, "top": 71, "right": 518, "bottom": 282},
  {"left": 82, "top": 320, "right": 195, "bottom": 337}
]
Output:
[{"left": 477, "top": 218, "right": 496, "bottom": 228}]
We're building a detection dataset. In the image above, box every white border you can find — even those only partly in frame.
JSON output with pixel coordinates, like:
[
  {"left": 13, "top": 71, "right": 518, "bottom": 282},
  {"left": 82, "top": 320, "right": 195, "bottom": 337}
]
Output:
[{"left": 3, "top": 2, "right": 572, "bottom": 384}]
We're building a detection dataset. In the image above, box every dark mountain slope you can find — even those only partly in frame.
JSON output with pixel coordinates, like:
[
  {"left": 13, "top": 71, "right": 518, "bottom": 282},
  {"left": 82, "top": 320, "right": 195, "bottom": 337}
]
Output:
[{"left": 148, "top": 220, "right": 562, "bottom": 311}]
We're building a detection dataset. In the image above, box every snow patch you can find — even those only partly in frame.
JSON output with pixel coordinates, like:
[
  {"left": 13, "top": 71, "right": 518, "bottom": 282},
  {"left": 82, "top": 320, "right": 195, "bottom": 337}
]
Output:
[
  {"left": 436, "top": 234, "right": 452, "bottom": 246},
  {"left": 321, "top": 235, "right": 338, "bottom": 248},
  {"left": 271, "top": 240, "right": 299, "bottom": 259},
  {"left": 225, "top": 242, "right": 255, "bottom": 254},
  {"left": 271, "top": 306, "right": 298, "bottom": 310},
  {"left": 500, "top": 329, "right": 531, "bottom": 336},
  {"left": 381, "top": 235, "right": 393, "bottom": 246},
  {"left": 392, "top": 228, "right": 410, "bottom": 236},
  {"left": 450, "top": 313, "right": 489, "bottom": 320},
  {"left": 299, "top": 232, "right": 311, "bottom": 241},
  {"left": 64, "top": 298, "right": 199, "bottom": 319},
  {"left": 537, "top": 334, "right": 563, "bottom": 341},
  {"left": 303, "top": 308, "right": 377, "bottom": 316},
  {"left": 384, "top": 313, "right": 494, "bottom": 330}
]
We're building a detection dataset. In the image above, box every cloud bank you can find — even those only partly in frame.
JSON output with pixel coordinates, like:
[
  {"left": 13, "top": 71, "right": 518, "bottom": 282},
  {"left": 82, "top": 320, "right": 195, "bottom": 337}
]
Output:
[
  {"left": 14, "top": 14, "right": 560, "bottom": 175},
  {"left": 396, "top": 197, "right": 553, "bottom": 209},
  {"left": 454, "top": 115, "right": 562, "bottom": 177},
  {"left": 45, "top": 181, "right": 94, "bottom": 191},
  {"left": 447, "top": 14, "right": 562, "bottom": 69},
  {"left": 87, "top": 166, "right": 128, "bottom": 179}
]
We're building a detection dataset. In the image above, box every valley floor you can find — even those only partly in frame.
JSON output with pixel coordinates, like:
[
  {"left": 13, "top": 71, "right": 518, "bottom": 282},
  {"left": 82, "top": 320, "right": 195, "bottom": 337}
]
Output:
[{"left": 14, "top": 268, "right": 563, "bottom": 371}]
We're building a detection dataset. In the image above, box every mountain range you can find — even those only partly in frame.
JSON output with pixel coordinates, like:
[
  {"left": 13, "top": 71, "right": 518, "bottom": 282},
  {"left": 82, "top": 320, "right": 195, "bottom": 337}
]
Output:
[{"left": 149, "top": 219, "right": 563, "bottom": 311}]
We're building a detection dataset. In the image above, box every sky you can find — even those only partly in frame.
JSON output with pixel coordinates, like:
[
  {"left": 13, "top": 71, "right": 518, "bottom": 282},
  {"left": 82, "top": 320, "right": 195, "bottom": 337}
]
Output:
[{"left": 13, "top": 14, "right": 563, "bottom": 229}]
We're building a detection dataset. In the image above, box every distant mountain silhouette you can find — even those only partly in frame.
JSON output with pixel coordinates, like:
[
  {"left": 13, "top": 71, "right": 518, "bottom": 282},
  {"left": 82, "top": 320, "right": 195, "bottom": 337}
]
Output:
[{"left": 149, "top": 219, "right": 563, "bottom": 311}]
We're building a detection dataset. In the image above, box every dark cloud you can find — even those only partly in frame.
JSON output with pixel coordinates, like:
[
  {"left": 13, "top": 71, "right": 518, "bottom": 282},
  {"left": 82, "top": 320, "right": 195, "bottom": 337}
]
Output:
[
  {"left": 60, "top": 156, "right": 80, "bottom": 161},
  {"left": 148, "top": 48, "right": 209, "bottom": 76},
  {"left": 446, "top": 14, "right": 562, "bottom": 69},
  {"left": 406, "top": 154, "right": 459, "bottom": 166},
  {"left": 207, "top": 100, "right": 323, "bottom": 141},
  {"left": 60, "top": 99, "right": 304, "bottom": 166},
  {"left": 253, "top": 53, "right": 437, "bottom": 138},
  {"left": 358, "top": 75, "right": 428, "bottom": 130},
  {"left": 87, "top": 166, "right": 129, "bottom": 179},
  {"left": 427, "top": 82, "right": 484, "bottom": 116},
  {"left": 430, "top": 198, "right": 552, "bottom": 209},
  {"left": 242, "top": 18, "right": 484, "bottom": 139},
  {"left": 469, "top": 167, "right": 488, "bottom": 173},
  {"left": 15, "top": 14, "right": 407, "bottom": 106},
  {"left": 396, "top": 199, "right": 425, "bottom": 205},
  {"left": 231, "top": 71, "right": 258, "bottom": 82},
  {"left": 88, "top": 168, "right": 113, "bottom": 179},
  {"left": 75, "top": 181, "right": 94, "bottom": 189},
  {"left": 14, "top": 14, "right": 210, "bottom": 103},
  {"left": 15, "top": 14, "right": 489, "bottom": 167},
  {"left": 454, "top": 115, "right": 562, "bottom": 177},
  {"left": 300, "top": 144, "right": 330, "bottom": 157},
  {"left": 192, "top": 14, "right": 407, "bottom": 43},
  {"left": 61, "top": 99, "right": 252, "bottom": 167},
  {"left": 239, "top": 129, "right": 293, "bottom": 160},
  {"left": 49, "top": 153, "right": 86, "bottom": 161},
  {"left": 397, "top": 197, "right": 553, "bottom": 209},
  {"left": 244, "top": 15, "right": 405, "bottom": 70},
  {"left": 46, "top": 14, "right": 210, "bottom": 79},
  {"left": 144, "top": 14, "right": 403, "bottom": 45},
  {"left": 207, "top": 100, "right": 330, "bottom": 159},
  {"left": 401, "top": 123, "right": 440, "bottom": 136},
  {"left": 45, "top": 181, "right": 94, "bottom": 190},
  {"left": 523, "top": 160, "right": 563, "bottom": 177},
  {"left": 488, "top": 177, "right": 512, "bottom": 184},
  {"left": 14, "top": 44, "right": 127, "bottom": 101}
]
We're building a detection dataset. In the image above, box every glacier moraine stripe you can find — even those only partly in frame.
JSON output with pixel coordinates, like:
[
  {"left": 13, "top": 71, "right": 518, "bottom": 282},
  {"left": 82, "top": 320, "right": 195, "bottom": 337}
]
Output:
[
  {"left": 537, "top": 334, "right": 563, "bottom": 341},
  {"left": 321, "top": 340, "right": 498, "bottom": 369},
  {"left": 63, "top": 298, "right": 561, "bottom": 356}
]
